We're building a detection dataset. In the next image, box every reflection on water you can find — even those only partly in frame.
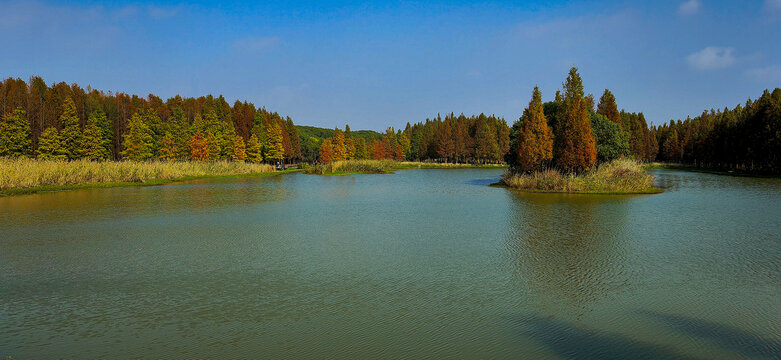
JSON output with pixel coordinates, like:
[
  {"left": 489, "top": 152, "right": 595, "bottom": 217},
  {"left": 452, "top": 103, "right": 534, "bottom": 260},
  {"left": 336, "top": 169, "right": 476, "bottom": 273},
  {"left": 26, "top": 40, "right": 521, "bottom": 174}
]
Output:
[
  {"left": 505, "top": 192, "right": 635, "bottom": 319},
  {"left": 1, "top": 169, "right": 780, "bottom": 359}
]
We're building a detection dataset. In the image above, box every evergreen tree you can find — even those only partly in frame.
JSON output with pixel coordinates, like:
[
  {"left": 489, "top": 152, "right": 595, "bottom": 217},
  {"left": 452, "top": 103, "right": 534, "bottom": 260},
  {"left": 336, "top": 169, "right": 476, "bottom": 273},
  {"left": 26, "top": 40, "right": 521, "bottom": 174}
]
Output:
[
  {"left": 166, "top": 108, "right": 190, "bottom": 160},
  {"left": 232, "top": 136, "right": 247, "bottom": 161},
  {"left": 555, "top": 67, "right": 597, "bottom": 173},
  {"left": 590, "top": 112, "right": 629, "bottom": 162},
  {"left": 206, "top": 132, "right": 221, "bottom": 160},
  {"left": 246, "top": 133, "right": 262, "bottom": 162},
  {"left": 354, "top": 137, "right": 368, "bottom": 159},
  {"left": 511, "top": 86, "right": 554, "bottom": 172},
  {"left": 597, "top": 89, "right": 621, "bottom": 128},
  {"left": 36, "top": 127, "right": 66, "bottom": 159},
  {"left": 266, "top": 123, "right": 285, "bottom": 164},
  {"left": 189, "top": 132, "right": 209, "bottom": 161},
  {"left": 344, "top": 124, "right": 355, "bottom": 160},
  {"left": 436, "top": 122, "right": 455, "bottom": 161},
  {"left": 59, "top": 98, "right": 83, "bottom": 159},
  {"left": 0, "top": 108, "right": 32, "bottom": 157},
  {"left": 474, "top": 120, "right": 499, "bottom": 163},
  {"left": 81, "top": 116, "right": 110, "bottom": 160},
  {"left": 121, "top": 112, "right": 155, "bottom": 160}
]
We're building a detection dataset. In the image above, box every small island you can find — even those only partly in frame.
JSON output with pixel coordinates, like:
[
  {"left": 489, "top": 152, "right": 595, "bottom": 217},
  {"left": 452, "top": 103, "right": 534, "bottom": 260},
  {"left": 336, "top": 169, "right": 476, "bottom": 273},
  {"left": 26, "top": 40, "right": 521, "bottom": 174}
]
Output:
[{"left": 500, "top": 68, "right": 661, "bottom": 194}]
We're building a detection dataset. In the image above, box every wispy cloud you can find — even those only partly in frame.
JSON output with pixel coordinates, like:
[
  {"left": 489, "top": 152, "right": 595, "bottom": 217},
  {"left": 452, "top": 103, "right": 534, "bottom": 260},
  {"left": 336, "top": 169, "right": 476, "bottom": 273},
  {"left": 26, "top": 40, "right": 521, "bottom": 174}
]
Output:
[
  {"left": 148, "top": 5, "right": 182, "bottom": 19},
  {"left": 677, "top": 0, "right": 701, "bottom": 16},
  {"left": 746, "top": 65, "right": 781, "bottom": 81},
  {"left": 686, "top": 47, "right": 736, "bottom": 70},
  {"left": 231, "top": 36, "right": 281, "bottom": 52}
]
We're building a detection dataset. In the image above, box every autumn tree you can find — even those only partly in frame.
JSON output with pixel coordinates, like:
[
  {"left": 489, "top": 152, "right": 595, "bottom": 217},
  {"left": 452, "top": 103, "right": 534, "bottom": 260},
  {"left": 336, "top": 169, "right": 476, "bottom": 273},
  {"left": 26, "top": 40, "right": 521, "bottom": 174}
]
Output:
[
  {"left": 319, "top": 139, "right": 334, "bottom": 163},
  {"left": 36, "top": 127, "right": 66, "bottom": 159},
  {"left": 597, "top": 89, "right": 621, "bottom": 128},
  {"left": 189, "top": 132, "right": 209, "bottom": 161},
  {"left": 436, "top": 122, "right": 455, "bottom": 161},
  {"left": 510, "top": 86, "right": 554, "bottom": 172},
  {"left": 555, "top": 67, "right": 597, "bottom": 173},
  {"left": 0, "top": 108, "right": 32, "bottom": 157},
  {"left": 158, "top": 133, "right": 177, "bottom": 160},
  {"left": 344, "top": 124, "right": 355, "bottom": 160},
  {"left": 332, "top": 128, "right": 346, "bottom": 161},
  {"left": 354, "top": 137, "right": 368, "bottom": 159},
  {"left": 232, "top": 136, "right": 247, "bottom": 161},
  {"left": 121, "top": 112, "right": 155, "bottom": 160}
]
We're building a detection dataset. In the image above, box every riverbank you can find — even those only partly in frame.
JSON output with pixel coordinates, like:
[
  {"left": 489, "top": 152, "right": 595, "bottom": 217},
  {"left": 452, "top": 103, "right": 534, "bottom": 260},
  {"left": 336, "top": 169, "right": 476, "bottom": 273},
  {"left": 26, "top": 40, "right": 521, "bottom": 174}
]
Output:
[
  {"left": 501, "top": 159, "right": 662, "bottom": 194},
  {"left": 302, "top": 160, "right": 506, "bottom": 175},
  {"left": 0, "top": 158, "right": 293, "bottom": 196}
]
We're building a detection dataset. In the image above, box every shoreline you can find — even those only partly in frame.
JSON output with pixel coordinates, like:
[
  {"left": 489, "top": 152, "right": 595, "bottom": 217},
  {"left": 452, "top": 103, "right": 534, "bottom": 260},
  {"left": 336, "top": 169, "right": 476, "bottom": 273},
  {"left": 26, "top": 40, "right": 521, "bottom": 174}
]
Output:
[
  {"left": 0, "top": 169, "right": 300, "bottom": 197},
  {"left": 644, "top": 163, "right": 780, "bottom": 178}
]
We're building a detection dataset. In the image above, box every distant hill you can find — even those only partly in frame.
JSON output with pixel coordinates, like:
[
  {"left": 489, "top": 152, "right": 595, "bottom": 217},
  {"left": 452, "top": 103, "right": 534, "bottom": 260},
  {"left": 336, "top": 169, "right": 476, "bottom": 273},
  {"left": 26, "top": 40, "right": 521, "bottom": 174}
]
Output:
[{"left": 296, "top": 125, "right": 384, "bottom": 162}]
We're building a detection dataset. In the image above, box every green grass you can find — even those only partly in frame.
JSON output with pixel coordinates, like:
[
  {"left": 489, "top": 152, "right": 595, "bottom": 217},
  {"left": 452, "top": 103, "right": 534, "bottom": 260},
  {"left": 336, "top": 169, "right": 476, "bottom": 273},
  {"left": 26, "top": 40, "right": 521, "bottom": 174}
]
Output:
[
  {"left": 0, "top": 157, "right": 290, "bottom": 196},
  {"left": 501, "top": 158, "right": 662, "bottom": 194}
]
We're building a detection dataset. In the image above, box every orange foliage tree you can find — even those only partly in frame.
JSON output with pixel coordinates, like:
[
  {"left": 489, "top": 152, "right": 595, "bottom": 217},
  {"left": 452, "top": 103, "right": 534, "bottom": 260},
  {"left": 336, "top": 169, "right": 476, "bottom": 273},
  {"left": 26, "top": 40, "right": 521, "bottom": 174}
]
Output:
[
  {"left": 555, "top": 67, "right": 597, "bottom": 173},
  {"left": 189, "top": 132, "right": 209, "bottom": 160},
  {"left": 319, "top": 139, "right": 334, "bottom": 163},
  {"left": 514, "top": 86, "right": 554, "bottom": 172}
]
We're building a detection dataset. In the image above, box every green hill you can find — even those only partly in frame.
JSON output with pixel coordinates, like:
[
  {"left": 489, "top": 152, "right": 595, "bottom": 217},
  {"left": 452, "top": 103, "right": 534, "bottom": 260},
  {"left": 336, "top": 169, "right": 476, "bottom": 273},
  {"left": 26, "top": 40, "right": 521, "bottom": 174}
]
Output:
[{"left": 296, "top": 125, "right": 383, "bottom": 162}]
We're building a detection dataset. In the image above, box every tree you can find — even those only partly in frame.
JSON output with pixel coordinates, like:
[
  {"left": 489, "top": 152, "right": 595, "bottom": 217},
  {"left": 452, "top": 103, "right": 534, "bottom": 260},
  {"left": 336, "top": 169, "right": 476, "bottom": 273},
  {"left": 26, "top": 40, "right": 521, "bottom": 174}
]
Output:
[
  {"left": 555, "top": 67, "right": 597, "bottom": 173},
  {"left": 121, "top": 112, "right": 155, "bottom": 160},
  {"left": 510, "top": 86, "right": 554, "bottom": 172},
  {"left": 59, "top": 98, "right": 83, "bottom": 159},
  {"left": 81, "top": 115, "right": 110, "bottom": 160},
  {"left": 319, "top": 139, "right": 334, "bottom": 163},
  {"left": 266, "top": 122, "right": 285, "bottom": 164},
  {"left": 189, "top": 132, "right": 209, "bottom": 160},
  {"left": 436, "top": 122, "right": 455, "bottom": 161},
  {"left": 232, "top": 136, "right": 247, "bottom": 161},
  {"left": 206, "top": 132, "right": 221, "bottom": 160},
  {"left": 0, "top": 108, "right": 32, "bottom": 157},
  {"left": 597, "top": 89, "right": 621, "bottom": 128},
  {"left": 474, "top": 120, "right": 499, "bottom": 163},
  {"left": 246, "top": 133, "right": 262, "bottom": 162},
  {"left": 332, "top": 128, "right": 346, "bottom": 161},
  {"left": 590, "top": 112, "right": 629, "bottom": 162},
  {"left": 158, "top": 133, "right": 177, "bottom": 160},
  {"left": 36, "top": 127, "right": 66, "bottom": 159},
  {"left": 354, "top": 137, "right": 368, "bottom": 159}
]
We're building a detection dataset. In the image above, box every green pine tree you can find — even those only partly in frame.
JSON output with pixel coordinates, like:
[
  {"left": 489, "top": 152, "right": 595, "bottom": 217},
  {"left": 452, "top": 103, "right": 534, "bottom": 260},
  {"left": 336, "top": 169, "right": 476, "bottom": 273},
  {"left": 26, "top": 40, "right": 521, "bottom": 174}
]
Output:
[
  {"left": 246, "top": 133, "right": 262, "bottom": 162},
  {"left": 0, "top": 108, "right": 32, "bottom": 157},
  {"left": 36, "top": 127, "right": 67, "bottom": 159},
  {"left": 121, "top": 112, "right": 155, "bottom": 160},
  {"left": 81, "top": 116, "right": 110, "bottom": 160},
  {"left": 59, "top": 98, "right": 83, "bottom": 159}
]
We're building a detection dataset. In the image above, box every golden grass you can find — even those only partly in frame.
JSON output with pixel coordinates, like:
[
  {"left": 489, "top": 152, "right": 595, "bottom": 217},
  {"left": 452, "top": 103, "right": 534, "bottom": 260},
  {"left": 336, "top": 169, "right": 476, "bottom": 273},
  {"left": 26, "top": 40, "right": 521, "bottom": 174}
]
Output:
[
  {"left": 501, "top": 158, "right": 659, "bottom": 194},
  {"left": 0, "top": 157, "right": 275, "bottom": 191}
]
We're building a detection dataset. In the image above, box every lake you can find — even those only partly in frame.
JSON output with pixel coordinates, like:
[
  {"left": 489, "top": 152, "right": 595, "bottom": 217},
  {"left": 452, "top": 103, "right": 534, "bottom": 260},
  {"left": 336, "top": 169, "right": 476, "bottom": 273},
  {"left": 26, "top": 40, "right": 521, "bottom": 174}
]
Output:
[{"left": 1, "top": 169, "right": 779, "bottom": 359}]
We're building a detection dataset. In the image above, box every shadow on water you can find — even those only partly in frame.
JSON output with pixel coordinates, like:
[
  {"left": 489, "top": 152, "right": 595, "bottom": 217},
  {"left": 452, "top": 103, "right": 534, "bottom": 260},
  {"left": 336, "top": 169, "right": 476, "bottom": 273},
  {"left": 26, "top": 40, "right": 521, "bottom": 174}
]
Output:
[
  {"left": 511, "top": 313, "right": 696, "bottom": 360},
  {"left": 504, "top": 192, "right": 635, "bottom": 319},
  {"left": 638, "top": 310, "right": 781, "bottom": 359},
  {"left": 466, "top": 176, "right": 501, "bottom": 187}
]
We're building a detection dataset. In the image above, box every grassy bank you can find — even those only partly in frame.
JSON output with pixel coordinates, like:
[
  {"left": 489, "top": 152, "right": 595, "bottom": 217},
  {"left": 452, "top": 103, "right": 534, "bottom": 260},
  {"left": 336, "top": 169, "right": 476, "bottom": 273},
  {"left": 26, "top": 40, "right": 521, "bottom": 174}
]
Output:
[
  {"left": 302, "top": 160, "right": 507, "bottom": 175},
  {"left": 644, "top": 162, "right": 780, "bottom": 178},
  {"left": 501, "top": 158, "right": 661, "bottom": 194},
  {"left": 301, "top": 160, "right": 396, "bottom": 175},
  {"left": 0, "top": 158, "right": 283, "bottom": 196}
]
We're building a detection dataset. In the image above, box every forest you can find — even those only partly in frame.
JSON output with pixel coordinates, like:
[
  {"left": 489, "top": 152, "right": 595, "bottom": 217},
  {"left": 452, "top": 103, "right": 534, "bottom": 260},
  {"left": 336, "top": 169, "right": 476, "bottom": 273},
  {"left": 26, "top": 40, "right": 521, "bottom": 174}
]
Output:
[{"left": 0, "top": 75, "right": 779, "bottom": 174}]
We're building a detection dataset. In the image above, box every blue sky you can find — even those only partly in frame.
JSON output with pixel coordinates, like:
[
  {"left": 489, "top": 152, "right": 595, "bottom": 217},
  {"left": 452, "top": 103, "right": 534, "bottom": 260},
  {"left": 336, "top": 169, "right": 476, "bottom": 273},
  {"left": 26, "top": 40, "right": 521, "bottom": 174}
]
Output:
[{"left": 1, "top": 0, "right": 780, "bottom": 130}]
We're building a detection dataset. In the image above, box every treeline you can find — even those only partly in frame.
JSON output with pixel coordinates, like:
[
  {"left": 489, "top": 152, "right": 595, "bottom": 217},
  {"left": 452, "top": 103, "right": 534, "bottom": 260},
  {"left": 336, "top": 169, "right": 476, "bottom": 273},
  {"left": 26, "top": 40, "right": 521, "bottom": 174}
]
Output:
[
  {"left": 0, "top": 76, "right": 302, "bottom": 163},
  {"left": 508, "top": 67, "right": 655, "bottom": 173},
  {"left": 318, "top": 114, "right": 511, "bottom": 163},
  {"left": 653, "top": 88, "right": 781, "bottom": 173}
]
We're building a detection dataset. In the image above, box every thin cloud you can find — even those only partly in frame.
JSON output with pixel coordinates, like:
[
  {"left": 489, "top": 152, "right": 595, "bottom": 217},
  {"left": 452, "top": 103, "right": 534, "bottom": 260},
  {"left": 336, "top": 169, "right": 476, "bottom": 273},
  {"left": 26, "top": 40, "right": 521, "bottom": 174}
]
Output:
[
  {"left": 746, "top": 65, "right": 781, "bottom": 81},
  {"left": 686, "top": 47, "right": 736, "bottom": 71},
  {"left": 677, "top": 0, "right": 701, "bottom": 16}
]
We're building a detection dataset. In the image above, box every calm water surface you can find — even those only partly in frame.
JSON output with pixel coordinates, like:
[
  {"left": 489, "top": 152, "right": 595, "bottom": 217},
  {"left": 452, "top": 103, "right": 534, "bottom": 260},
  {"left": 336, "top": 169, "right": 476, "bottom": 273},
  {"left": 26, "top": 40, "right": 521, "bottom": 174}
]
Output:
[{"left": 1, "top": 169, "right": 780, "bottom": 359}]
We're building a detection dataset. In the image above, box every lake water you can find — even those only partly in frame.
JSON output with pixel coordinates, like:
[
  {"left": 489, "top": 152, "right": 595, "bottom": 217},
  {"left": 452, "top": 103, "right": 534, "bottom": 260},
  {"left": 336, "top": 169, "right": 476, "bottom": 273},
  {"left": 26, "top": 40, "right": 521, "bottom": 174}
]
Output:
[{"left": 1, "top": 169, "right": 780, "bottom": 359}]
